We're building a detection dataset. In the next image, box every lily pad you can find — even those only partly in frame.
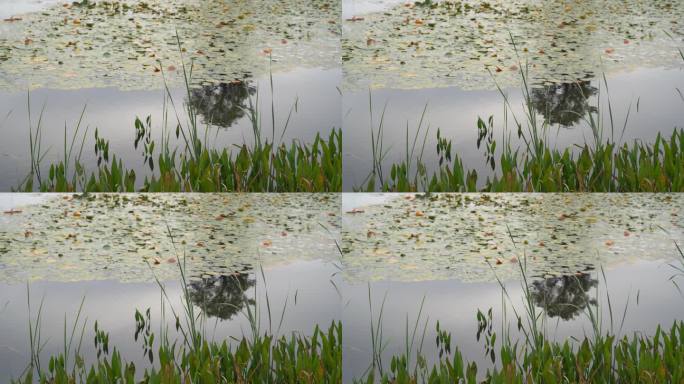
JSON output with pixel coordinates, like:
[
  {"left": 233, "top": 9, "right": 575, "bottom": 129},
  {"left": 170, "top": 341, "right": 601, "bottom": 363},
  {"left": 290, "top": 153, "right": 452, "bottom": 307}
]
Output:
[
  {"left": 0, "top": 0, "right": 341, "bottom": 91},
  {"left": 0, "top": 193, "right": 341, "bottom": 283},
  {"left": 342, "top": 0, "right": 684, "bottom": 90},
  {"left": 342, "top": 193, "right": 684, "bottom": 282}
]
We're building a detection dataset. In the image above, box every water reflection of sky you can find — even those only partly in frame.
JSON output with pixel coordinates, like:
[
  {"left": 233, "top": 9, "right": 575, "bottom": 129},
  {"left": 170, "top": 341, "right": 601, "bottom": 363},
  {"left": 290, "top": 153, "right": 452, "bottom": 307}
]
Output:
[
  {"left": 342, "top": 259, "right": 684, "bottom": 380},
  {"left": 343, "top": 68, "right": 684, "bottom": 190},
  {"left": 0, "top": 192, "right": 343, "bottom": 381},
  {"left": 0, "top": 260, "right": 342, "bottom": 383},
  {"left": 0, "top": 68, "right": 341, "bottom": 191}
]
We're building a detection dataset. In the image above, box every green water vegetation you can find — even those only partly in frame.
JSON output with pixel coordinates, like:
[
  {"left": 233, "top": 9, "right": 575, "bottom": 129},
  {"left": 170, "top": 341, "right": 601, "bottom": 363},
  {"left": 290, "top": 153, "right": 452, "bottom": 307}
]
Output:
[
  {"left": 0, "top": 0, "right": 340, "bottom": 91},
  {"left": 361, "top": 47, "right": 684, "bottom": 192},
  {"left": 13, "top": 252, "right": 342, "bottom": 383},
  {"left": 342, "top": 0, "right": 684, "bottom": 90},
  {"left": 17, "top": 39, "right": 342, "bottom": 193},
  {"left": 11, "top": 241, "right": 684, "bottom": 383},
  {"left": 356, "top": 244, "right": 684, "bottom": 383}
]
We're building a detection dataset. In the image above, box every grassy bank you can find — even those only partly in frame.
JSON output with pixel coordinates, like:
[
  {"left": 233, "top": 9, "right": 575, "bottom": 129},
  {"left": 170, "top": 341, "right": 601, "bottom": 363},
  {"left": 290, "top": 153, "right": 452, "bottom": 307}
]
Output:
[
  {"left": 14, "top": 243, "right": 684, "bottom": 383},
  {"left": 360, "top": 46, "right": 684, "bottom": 192},
  {"left": 360, "top": 320, "right": 684, "bottom": 383},
  {"left": 14, "top": 252, "right": 343, "bottom": 383},
  {"left": 356, "top": 244, "right": 684, "bottom": 383},
  {"left": 17, "top": 38, "right": 342, "bottom": 193}
]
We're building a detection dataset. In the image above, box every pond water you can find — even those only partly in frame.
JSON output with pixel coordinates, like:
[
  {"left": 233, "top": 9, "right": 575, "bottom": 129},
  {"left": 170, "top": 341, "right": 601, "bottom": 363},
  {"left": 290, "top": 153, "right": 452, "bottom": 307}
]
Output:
[
  {"left": 0, "top": 0, "right": 64, "bottom": 19},
  {"left": 0, "top": 193, "right": 340, "bottom": 282},
  {"left": 0, "top": 260, "right": 342, "bottom": 382},
  {"left": 0, "top": 0, "right": 341, "bottom": 191},
  {"left": 0, "top": 68, "right": 341, "bottom": 191},
  {"left": 343, "top": 68, "right": 684, "bottom": 189},
  {"left": 342, "top": 193, "right": 684, "bottom": 282},
  {"left": 1, "top": 193, "right": 683, "bottom": 381},
  {"left": 340, "top": 193, "right": 684, "bottom": 380},
  {"left": 0, "top": 193, "right": 342, "bottom": 381},
  {"left": 341, "top": 0, "right": 684, "bottom": 190},
  {"left": 341, "top": 259, "right": 684, "bottom": 381}
]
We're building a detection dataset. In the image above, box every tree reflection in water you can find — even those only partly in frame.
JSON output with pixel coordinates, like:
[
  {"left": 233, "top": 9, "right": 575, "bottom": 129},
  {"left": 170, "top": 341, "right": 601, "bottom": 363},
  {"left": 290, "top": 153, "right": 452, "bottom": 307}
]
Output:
[
  {"left": 530, "top": 80, "right": 598, "bottom": 127},
  {"left": 188, "top": 268, "right": 256, "bottom": 321},
  {"left": 530, "top": 272, "right": 598, "bottom": 320},
  {"left": 188, "top": 80, "right": 256, "bottom": 128}
]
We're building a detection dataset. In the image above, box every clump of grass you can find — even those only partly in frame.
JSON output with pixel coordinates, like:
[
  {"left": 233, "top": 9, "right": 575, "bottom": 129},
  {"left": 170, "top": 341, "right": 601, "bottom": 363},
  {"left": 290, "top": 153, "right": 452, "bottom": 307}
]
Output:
[
  {"left": 17, "top": 35, "right": 341, "bottom": 193},
  {"left": 361, "top": 42, "right": 684, "bottom": 192},
  {"left": 357, "top": 242, "right": 684, "bottom": 384},
  {"left": 14, "top": 228, "right": 343, "bottom": 383}
]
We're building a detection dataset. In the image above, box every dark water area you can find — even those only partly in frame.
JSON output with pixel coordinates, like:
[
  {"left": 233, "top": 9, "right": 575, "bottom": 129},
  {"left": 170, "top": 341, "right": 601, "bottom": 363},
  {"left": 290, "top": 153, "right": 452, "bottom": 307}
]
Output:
[
  {"left": 343, "top": 68, "right": 684, "bottom": 190},
  {"left": 0, "top": 260, "right": 342, "bottom": 382},
  {"left": 0, "top": 68, "right": 341, "bottom": 191}
]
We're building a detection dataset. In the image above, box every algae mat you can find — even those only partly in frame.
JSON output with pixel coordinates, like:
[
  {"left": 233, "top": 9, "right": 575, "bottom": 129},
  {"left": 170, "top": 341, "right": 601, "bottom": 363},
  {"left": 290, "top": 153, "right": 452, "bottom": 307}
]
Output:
[
  {"left": 343, "top": 0, "right": 684, "bottom": 90},
  {"left": 342, "top": 193, "right": 684, "bottom": 282},
  {"left": 0, "top": 193, "right": 340, "bottom": 283},
  {"left": 0, "top": 0, "right": 340, "bottom": 90}
]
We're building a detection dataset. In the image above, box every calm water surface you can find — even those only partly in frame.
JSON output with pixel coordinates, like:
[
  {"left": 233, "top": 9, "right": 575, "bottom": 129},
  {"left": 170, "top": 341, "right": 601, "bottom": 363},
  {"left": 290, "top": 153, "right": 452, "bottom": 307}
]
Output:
[
  {"left": 0, "top": 193, "right": 342, "bottom": 381},
  {"left": 0, "top": 68, "right": 341, "bottom": 191},
  {"left": 343, "top": 68, "right": 684, "bottom": 190},
  {"left": 339, "top": 193, "right": 684, "bottom": 379}
]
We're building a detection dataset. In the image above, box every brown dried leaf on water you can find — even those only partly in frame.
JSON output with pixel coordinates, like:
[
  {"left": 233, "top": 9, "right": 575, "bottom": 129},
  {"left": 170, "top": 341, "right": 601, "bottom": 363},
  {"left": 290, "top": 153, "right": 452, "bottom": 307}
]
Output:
[
  {"left": 262, "top": 240, "right": 272, "bottom": 247},
  {"left": 346, "top": 208, "right": 365, "bottom": 214},
  {"left": 73, "top": 211, "right": 81, "bottom": 217},
  {"left": 24, "top": 230, "right": 32, "bottom": 238},
  {"left": 415, "top": 210, "right": 425, "bottom": 217},
  {"left": 605, "top": 48, "right": 615, "bottom": 54},
  {"left": 153, "top": 257, "right": 161, "bottom": 265},
  {"left": 495, "top": 258, "right": 503, "bottom": 265},
  {"left": 605, "top": 240, "right": 615, "bottom": 246}
]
